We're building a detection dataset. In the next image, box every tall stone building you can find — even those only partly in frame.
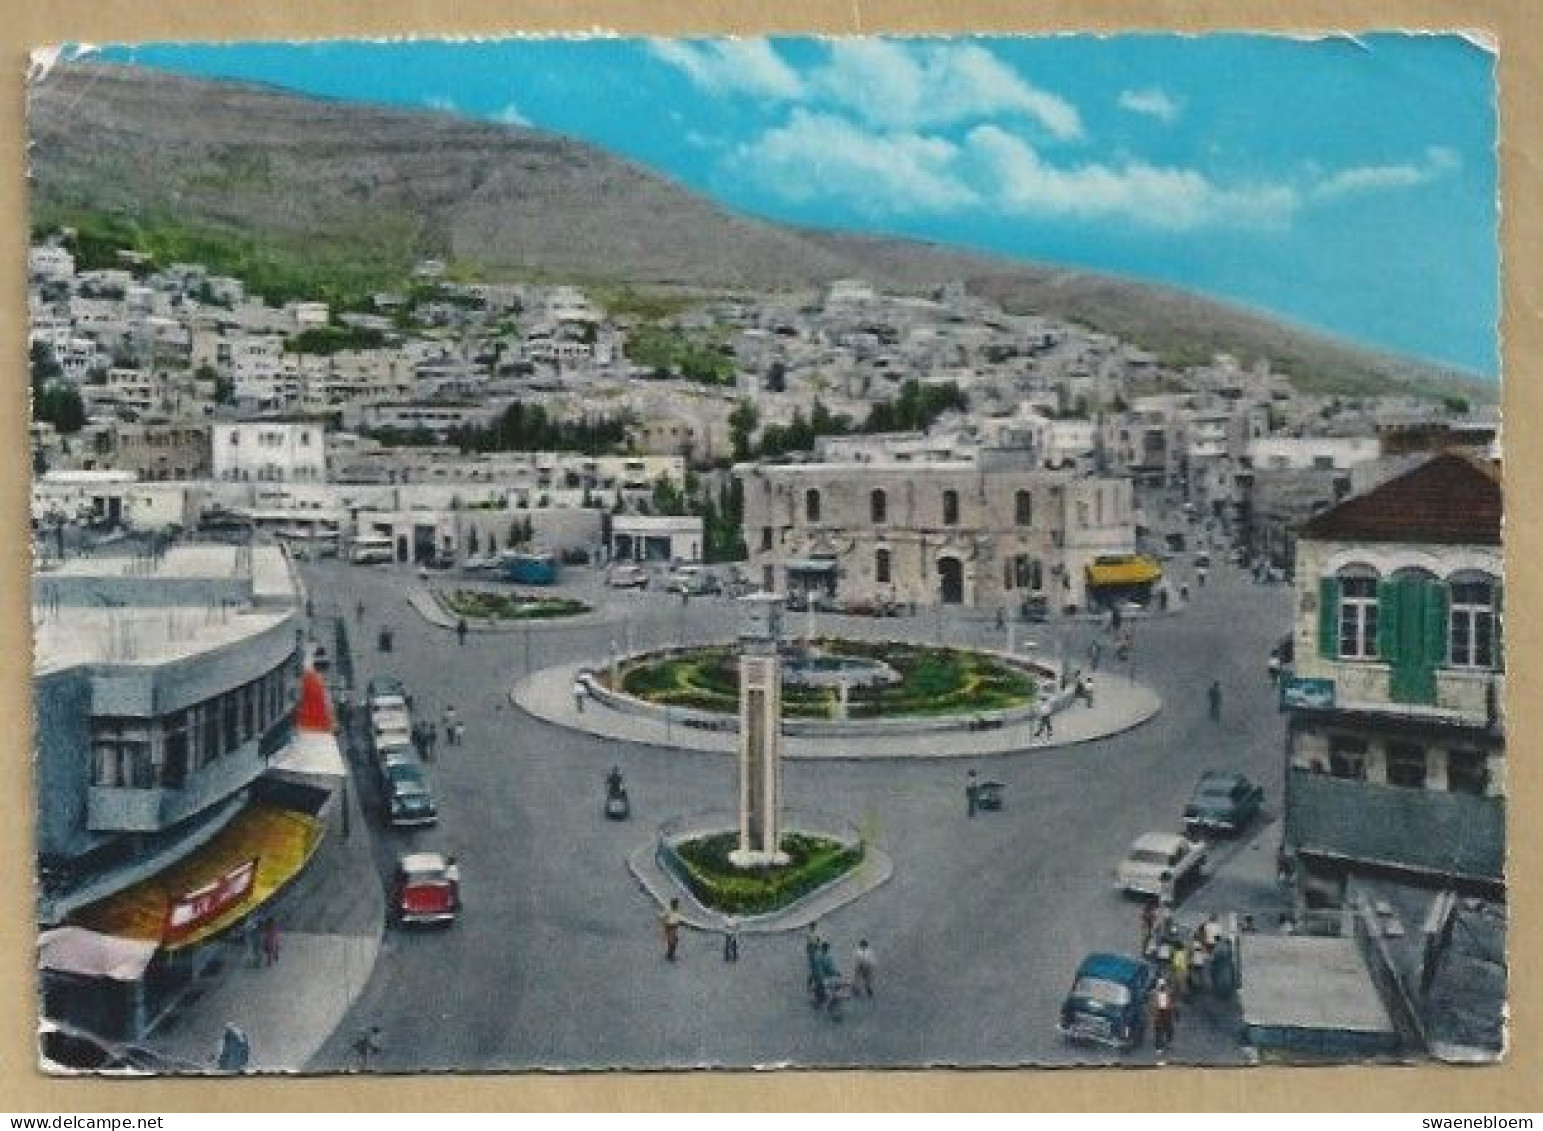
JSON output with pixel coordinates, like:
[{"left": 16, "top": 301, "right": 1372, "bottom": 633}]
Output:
[{"left": 738, "top": 451, "right": 1137, "bottom": 612}]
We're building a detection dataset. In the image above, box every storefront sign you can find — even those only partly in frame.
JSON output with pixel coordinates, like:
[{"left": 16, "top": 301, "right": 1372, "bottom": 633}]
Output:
[
  {"left": 1280, "top": 677, "right": 1335, "bottom": 711},
  {"left": 164, "top": 857, "right": 258, "bottom": 942}
]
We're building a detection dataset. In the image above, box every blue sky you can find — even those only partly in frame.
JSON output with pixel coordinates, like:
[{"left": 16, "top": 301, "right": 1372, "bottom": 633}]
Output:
[{"left": 87, "top": 35, "right": 1497, "bottom": 377}]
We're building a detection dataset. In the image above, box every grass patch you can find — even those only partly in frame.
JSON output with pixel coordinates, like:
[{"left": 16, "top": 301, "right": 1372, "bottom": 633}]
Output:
[
  {"left": 616, "top": 639, "right": 1037, "bottom": 718},
  {"left": 670, "top": 832, "right": 863, "bottom": 916},
  {"left": 442, "top": 588, "right": 590, "bottom": 621}
]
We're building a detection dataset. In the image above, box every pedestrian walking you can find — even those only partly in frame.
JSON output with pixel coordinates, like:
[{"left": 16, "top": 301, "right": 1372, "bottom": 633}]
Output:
[
  {"left": 1210, "top": 936, "right": 1237, "bottom": 997},
  {"left": 805, "top": 923, "right": 826, "bottom": 1006},
  {"left": 1033, "top": 701, "right": 1054, "bottom": 738},
  {"left": 1267, "top": 653, "right": 1282, "bottom": 685},
  {"left": 661, "top": 898, "right": 682, "bottom": 962},
  {"left": 995, "top": 607, "right": 1006, "bottom": 631},
  {"left": 351, "top": 1025, "right": 383, "bottom": 1070},
  {"left": 1179, "top": 583, "right": 1190, "bottom": 603},
  {"left": 453, "top": 721, "right": 466, "bottom": 746},
  {"left": 1151, "top": 979, "right": 1176, "bottom": 1055},
  {"left": 1076, "top": 672, "right": 1094, "bottom": 708},
  {"left": 1189, "top": 937, "right": 1208, "bottom": 998},
  {"left": 1140, "top": 902, "right": 1158, "bottom": 956},
  {"left": 723, "top": 917, "right": 740, "bottom": 963},
  {"left": 443, "top": 705, "right": 459, "bottom": 746},
  {"left": 216, "top": 1023, "right": 250, "bottom": 1072},
  {"left": 853, "top": 939, "right": 876, "bottom": 999},
  {"left": 1201, "top": 913, "right": 1222, "bottom": 954},
  {"left": 1207, "top": 680, "right": 1222, "bottom": 723},
  {"left": 573, "top": 677, "right": 588, "bottom": 714},
  {"left": 260, "top": 916, "right": 282, "bottom": 966},
  {"left": 1169, "top": 938, "right": 1190, "bottom": 999},
  {"left": 355, "top": 600, "right": 365, "bottom": 622},
  {"left": 1088, "top": 640, "right": 1102, "bottom": 671},
  {"left": 456, "top": 618, "right": 469, "bottom": 646},
  {"left": 246, "top": 918, "right": 263, "bottom": 967},
  {"left": 817, "top": 941, "right": 843, "bottom": 1020},
  {"left": 966, "top": 770, "right": 980, "bottom": 818},
  {"left": 1197, "top": 566, "right": 1209, "bottom": 588}
]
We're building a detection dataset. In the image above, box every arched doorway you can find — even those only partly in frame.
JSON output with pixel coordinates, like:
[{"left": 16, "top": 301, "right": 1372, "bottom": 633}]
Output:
[{"left": 938, "top": 556, "right": 965, "bottom": 605}]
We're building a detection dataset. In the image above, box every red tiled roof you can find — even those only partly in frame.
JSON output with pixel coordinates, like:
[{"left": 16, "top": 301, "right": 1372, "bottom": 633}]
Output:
[{"left": 1301, "top": 451, "right": 1501, "bottom": 545}]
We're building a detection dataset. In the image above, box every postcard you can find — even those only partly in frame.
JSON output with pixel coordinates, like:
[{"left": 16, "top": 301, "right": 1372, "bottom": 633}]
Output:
[{"left": 26, "top": 33, "right": 1502, "bottom": 1074}]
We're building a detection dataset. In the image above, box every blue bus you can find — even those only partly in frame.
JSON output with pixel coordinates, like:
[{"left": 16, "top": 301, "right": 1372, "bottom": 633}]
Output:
[{"left": 502, "top": 551, "right": 559, "bottom": 586}]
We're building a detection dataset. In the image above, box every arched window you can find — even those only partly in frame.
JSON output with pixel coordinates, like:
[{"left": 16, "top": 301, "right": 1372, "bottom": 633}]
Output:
[
  {"left": 805, "top": 488, "right": 821, "bottom": 524},
  {"left": 1449, "top": 572, "right": 1500, "bottom": 669},
  {"left": 942, "top": 489, "right": 959, "bottom": 526},
  {"left": 1321, "top": 566, "right": 1380, "bottom": 660},
  {"left": 870, "top": 488, "right": 887, "bottom": 525},
  {"left": 1015, "top": 489, "right": 1032, "bottom": 526},
  {"left": 875, "top": 548, "right": 892, "bottom": 584}
]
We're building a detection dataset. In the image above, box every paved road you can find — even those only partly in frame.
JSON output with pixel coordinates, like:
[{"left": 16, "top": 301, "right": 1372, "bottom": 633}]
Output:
[{"left": 301, "top": 547, "right": 1291, "bottom": 1070}]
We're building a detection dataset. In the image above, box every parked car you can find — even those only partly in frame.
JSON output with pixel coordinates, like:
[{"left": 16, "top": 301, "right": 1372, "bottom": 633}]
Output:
[
  {"left": 382, "top": 761, "right": 438, "bottom": 827},
  {"left": 366, "top": 676, "right": 408, "bottom": 710},
  {"left": 608, "top": 564, "right": 649, "bottom": 589},
  {"left": 666, "top": 565, "right": 721, "bottom": 595},
  {"left": 1183, "top": 770, "right": 1265, "bottom": 836},
  {"left": 1058, "top": 952, "right": 1155, "bottom": 1051},
  {"left": 391, "top": 852, "right": 460, "bottom": 926},
  {"left": 375, "top": 741, "right": 419, "bottom": 777},
  {"left": 370, "top": 708, "right": 413, "bottom": 754},
  {"left": 1115, "top": 832, "right": 1207, "bottom": 900}
]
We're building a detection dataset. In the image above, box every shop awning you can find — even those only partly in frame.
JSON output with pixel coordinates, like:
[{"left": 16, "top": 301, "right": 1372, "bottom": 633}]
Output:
[
  {"left": 1086, "top": 557, "right": 1163, "bottom": 587},
  {"left": 38, "top": 927, "right": 158, "bottom": 982},
  {"left": 271, "top": 669, "right": 346, "bottom": 776},
  {"left": 785, "top": 558, "right": 839, "bottom": 572},
  {"left": 70, "top": 803, "right": 324, "bottom": 952}
]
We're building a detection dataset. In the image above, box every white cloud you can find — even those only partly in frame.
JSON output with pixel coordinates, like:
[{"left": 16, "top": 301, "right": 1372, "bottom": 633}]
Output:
[
  {"left": 492, "top": 102, "right": 530, "bottom": 127},
  {"left": 1117, "top": 87, "right": 1182, "bottom": 124},
  {"left": 1312, "top": 146, "right": 1462, "bottom": 201},
  {"left": 965, "top": 125, "right": 1298, "bottom": 230},
  {"left": 649, "top": 39, "right": 804, "bottom": 101},
  {"left": 811, "top": 41, "right": 1083, "bottom": 140},
  {"left": 735, "top": 110, "right": 977, "bottom": 215}
]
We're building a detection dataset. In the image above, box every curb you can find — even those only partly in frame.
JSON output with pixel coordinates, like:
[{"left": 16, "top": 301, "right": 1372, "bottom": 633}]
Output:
[
  {"left": 510, "top": 663, "right": 1163, "bottom": 761},
  {"left": 625, "top": 841, "right": 895, "bottom": 934}
]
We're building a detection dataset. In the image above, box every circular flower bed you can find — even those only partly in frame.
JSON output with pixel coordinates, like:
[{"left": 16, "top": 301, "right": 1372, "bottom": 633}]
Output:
[
  {"left": 442, "top": 587, "right": 591, "bottom": 621},
  {"left": 613, "top": 637, "right": 1036, "bottom": 719},
  {"left": 668, "top": 832, "right": 863, "bottom": 916}
]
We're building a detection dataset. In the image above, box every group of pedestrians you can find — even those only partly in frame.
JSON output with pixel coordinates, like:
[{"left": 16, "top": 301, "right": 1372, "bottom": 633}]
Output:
[
  {"left": 654, "top": 907, "right": 877, "bottom": 1023},
  {"left": 804, "top": 923, "right": 875, "bottom": 1021},
  {"left": 1140, "top": 905, "right": 1237, "bottom": 1055}
]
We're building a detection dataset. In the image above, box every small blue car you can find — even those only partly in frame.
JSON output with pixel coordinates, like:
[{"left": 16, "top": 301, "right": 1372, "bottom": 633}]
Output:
[{"left": 1058, "top": 952, "right": 1154, "bottom": 1051}]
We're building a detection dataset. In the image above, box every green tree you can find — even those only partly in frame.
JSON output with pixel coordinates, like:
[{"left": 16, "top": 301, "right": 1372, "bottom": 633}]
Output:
[{"left": 729, "top": 398, "right": 759, "bottom": 462}]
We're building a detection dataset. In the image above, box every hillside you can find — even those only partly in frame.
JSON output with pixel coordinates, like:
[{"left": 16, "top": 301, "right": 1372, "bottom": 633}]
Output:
[{"left": 28, "top": 60, "right": 1488, "bottom": 402}]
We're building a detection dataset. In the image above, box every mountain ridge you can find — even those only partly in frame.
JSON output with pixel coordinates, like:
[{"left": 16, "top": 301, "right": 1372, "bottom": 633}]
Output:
[{"left": 27, "top": 60, "right": 1491, "bottom": 402}]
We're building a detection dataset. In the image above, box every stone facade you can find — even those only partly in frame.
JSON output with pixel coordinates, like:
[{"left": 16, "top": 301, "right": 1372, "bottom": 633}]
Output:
[
  {"left": 738, "top": 456, "right": 1136, "bottom": 610},
  {"left": 1285, "top": 522, "right": 1505, "bottom": 897}
]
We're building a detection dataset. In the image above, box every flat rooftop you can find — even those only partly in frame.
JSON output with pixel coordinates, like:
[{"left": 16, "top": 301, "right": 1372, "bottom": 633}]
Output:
[{"left": 33, "top": 543, "right": 298, "bottom": 675}]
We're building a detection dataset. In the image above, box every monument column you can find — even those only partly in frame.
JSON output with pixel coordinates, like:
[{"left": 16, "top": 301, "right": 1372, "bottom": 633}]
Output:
[{"left": 731, "top": 593, "right": 789, "bottom": 867}]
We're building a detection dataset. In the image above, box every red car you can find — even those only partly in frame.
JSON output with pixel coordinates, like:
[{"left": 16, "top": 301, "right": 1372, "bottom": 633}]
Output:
[{"left": 392, "top": 852, "right": 460, "bottom": 927}]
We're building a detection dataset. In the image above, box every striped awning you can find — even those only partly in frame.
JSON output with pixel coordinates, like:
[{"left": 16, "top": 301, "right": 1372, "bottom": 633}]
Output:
[
  {"left": 70, "top": 804, "right": 324, "bottom": 952},
  {"left": 1086, "top": 556, "right": 1163, "bottom": 587}
]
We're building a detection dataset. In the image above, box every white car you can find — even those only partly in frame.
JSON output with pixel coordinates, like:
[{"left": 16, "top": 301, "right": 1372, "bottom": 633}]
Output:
[
  {"left": 1115, "top": 832, "right": 1207, "bottom": 900},
  {"left": 608, "top": 564, "right": 649, "bottom": 589}
]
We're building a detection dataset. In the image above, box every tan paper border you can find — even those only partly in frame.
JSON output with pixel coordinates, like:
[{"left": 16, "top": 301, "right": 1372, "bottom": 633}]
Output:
[{"left": 2, "top": 0, "right": 1538, "bottom": 1112}]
